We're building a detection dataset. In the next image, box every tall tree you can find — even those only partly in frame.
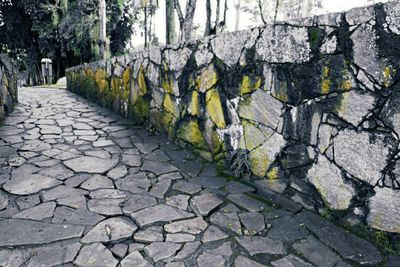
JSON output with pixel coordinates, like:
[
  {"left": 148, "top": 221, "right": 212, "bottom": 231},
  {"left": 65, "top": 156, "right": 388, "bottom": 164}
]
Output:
[
  {"left": 174, "top": 0, "right": 197, "bottom": 42},
  {"left": 166, "top": 0, "right": 175, "bottom": 44},
  {"left": 204, "top": 0, "right": 211, "bottom": 36},
  {"left": 99, "top": 0, "right": 107, "bottom": 60}
]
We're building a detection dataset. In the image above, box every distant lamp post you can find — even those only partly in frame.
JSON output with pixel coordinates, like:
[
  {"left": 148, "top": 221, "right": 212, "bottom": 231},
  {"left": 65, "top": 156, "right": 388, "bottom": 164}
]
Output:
[{"left": 41, "top": 58, "right": 53, "bottom": 85}]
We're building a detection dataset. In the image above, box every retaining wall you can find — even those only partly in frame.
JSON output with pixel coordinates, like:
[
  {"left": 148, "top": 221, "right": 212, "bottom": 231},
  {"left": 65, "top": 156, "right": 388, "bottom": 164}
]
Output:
[
  {"left": 66, "top": 1, "right": 400, "bottom": 233},
  {"left": 0, "top": 55, "right": 18, "bottom": 121}
]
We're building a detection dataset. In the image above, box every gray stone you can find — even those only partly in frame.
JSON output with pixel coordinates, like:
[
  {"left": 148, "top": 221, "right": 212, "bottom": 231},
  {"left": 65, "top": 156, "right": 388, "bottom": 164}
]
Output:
[
  {"left": 166, "top": 194, "right": 190, "bottom": 210},
  {"left": 15, "top": 194, "right": 40, "bottom": 210},
  {"left": 165, "top": 262, "right": 185, "bottom": 267},
  {"left": 89, "top": 189, "right": 127, "bottom": 199},
  {"left": 64, "top": 156, "right": 118, "bottom": 173},
  {"left": 270, "top": 254, "right": 314, "bottom": 267},
  {"left": 131, "top": 204, "right": 194, "bottom": 227},
  {"left": 3, "top": 174, "right": 61, "bottom": 195},
  {"left": 150, "top": 179, "right": 171, "bottom": 198},
  {"left": 239, "top": 212, "right": 265, "bottom": 234},
  {"left": 53, "top": 206, "right": 104, "bottom": 225},
  {"left": 19, "top": 140, "right": 51, "bottom": 152},
  {"left": 141, "top": 160, "right": 178, "bottom": 175},
  {"left": 0, "top": 219, "right": 84, "bottom": 247},
  {"left": 173, "top": 180, "right": 202, "bottom": 194},
  {"left": 81, "top": 217, "right": 137, "bottom": 243},
  {"left": 107, "top": 165, "right": 128, "bottom": 180},
  {"left": 110, "top": 243, "right": 128, "bottom": 258},
  {"left": 190, "top": 176, "right": 226, "bottom": 189},
  {"left": 334, "top": 129, "right": 394, "bottom": 186},
  {"left": 0, "top": 191, "right": 9, "bottom": 210},
  {"left": 210, "top": 211, "right": 242, "bottom": 234},
  {"left": 93, "top": 140, "right": 115, "bottom": 147},
  {"left": 256, "top": 25, "right": 310, "bottom": 63},
  {"left": 234, "top": 255, "right": 266, "bottom": 267},
  {"left": 190, "top": 192, "right": 223, "bottom": 216},
  {"left": 206, "top": 241, "right": 233, "bottom": 260},
  {"left": 88, "top": 198, "right": 123, "bottom": 215},
  {"left": 175, "top": 241, "right": 200, "bottom": 260},
  {"left": 268, "top": 216, "right": 309, "bottom": 242},
  {"left": 13, "top": 201, "right": 56, "bottom": 220},
  {"left": 197, "top": 252, "right": 226, "bottom": 267},
  {"left": 226, "top": 181, "right": 255, "bottom": 194},
  {"left": 38, "top": 164, "right": 74, "bottom": 180},
  {"left": 122, "top": 154, "right": 141, "bottom": 167},
  {"left": 164, "top": 217, "right": 208, "bottom": 234},
  {"left": 367, "top": 187, "right": 400, "bottom": 233},
  {"left": 134, "top": 226, "right": 164, "bottom": 243},
  {"left": 74, "top": 243, "right": 118, "bottom": 267},
  {"left": 227, "top": 193, "right": 265, "bottom": 212},
  {"left": 144, "top": 242, "right": 182, "bottom": 262},
  {"left": 166, "top": 233, "right": 196, "bottom": 243},
  {"left": 57, "top": 194, "right": 87, "bottom": 209},
  {"left": 121, "top": 251, "right": 152, "bottom": 267},
  {"left": 80, "top": 174, "right": 114, "bottom": 190},
  {"left": 129, "top": 243, "right": 146, "bottom": 253},
  {"left": 235, "top": 236, "right": 286, "bottom": 256},
  {"left": 307, "top": 155, "right": 355, "bottom": 210},
  {"left": 116, "top": 173, "right": 151, "bottom": 193},
  {"left": 27, "top": 243, "right": 81, "bottom": 267},
  {"left": 41, "top": 185, "right": 87, "bottom": 201},
  {"left": 202, "top": 225, "right": 228, "bottom": 243},
  {"left": 122, "top": 193, "right": 157, "bottom": 213},
  {"left": 293, "top": 236, "right": 340, "bottom": 267},
  {"left": 296, "top": 210, "right": 382, "bottom": 265}
]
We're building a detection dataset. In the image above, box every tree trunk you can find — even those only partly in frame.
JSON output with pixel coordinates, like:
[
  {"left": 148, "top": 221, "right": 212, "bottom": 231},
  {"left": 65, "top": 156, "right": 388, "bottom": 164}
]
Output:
[
  {"left": 166, "top": 0, "right": 176, "bottom": 44},
  {"left": 174, "top": 0, "right": 197, "bottom": 42},
  {"left": 235, "top": 0, "right": 241, "bottom": 31},
  {"left": 204, "top": 0, "right": 211, "bottom": 36},
  {"left": 99, "top": 0, "right": 107, "bottom": 60}
]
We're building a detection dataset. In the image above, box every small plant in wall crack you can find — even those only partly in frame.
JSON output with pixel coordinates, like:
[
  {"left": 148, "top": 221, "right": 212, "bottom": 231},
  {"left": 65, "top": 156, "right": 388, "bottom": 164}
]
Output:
[{"left": 230, "top": 148, "right": 251, "bottom": 178}]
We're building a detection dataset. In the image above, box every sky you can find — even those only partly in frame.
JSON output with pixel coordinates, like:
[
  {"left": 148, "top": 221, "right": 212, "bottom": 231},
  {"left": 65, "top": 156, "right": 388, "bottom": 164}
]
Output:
[{"left": 128, "top": 0, "right": 389, "bottom": 49}]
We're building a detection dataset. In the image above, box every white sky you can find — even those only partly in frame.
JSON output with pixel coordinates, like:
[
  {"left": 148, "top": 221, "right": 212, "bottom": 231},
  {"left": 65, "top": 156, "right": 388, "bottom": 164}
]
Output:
[{"left": 128, "top": 0, "right": 388, "bottom": 49}]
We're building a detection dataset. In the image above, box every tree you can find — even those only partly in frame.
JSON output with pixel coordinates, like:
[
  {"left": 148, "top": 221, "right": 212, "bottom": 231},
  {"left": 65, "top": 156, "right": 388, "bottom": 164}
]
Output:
[
  {"left": 99, "top": 0, "right": 107, "bottom": 60},
  {"left": 174, "top": 0, "right": 197, "bottom": 42},
  {"left": 204, "top": 0, "right": 227, "bottom": 37},
  {"left": 166, "top": 0, "right": 175, "bottom": 44}
]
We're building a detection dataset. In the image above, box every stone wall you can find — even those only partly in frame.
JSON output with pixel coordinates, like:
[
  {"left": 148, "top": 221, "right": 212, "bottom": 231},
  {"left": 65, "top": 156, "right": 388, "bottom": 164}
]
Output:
[
  {"left": 0, "top": 55, "right": 18, "bottom": 121},
  {"left": 66, "top": 1, "right": 400, "bottom": 233}
]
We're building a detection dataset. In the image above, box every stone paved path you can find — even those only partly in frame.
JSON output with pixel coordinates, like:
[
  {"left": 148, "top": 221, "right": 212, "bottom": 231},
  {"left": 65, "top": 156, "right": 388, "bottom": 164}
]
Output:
[{"left": 0, "top": 87, "right": 386, "bottom": 266}]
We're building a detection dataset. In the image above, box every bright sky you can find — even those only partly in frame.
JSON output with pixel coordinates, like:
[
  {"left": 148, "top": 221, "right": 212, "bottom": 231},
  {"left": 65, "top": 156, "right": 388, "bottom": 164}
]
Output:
[{"left": 128, "top": 0, "right": 389, "bottom": 49}]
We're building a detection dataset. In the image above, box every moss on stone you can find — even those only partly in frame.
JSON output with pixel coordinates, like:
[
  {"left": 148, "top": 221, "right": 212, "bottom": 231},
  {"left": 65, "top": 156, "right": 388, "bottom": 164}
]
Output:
[
  {"left": 187, "top": 91, "right": 200, "bottom": 116},
  {"left": 267, "top": 167, "right": 279, "bottom": 179},
  {"left": 321, "top": 66, "right": 331, "bottom": 94},
  {"left": 177, "top": 120, "right": 206, "bottom": 149},
  {"left": 137, "top": 65, "right": 147, "bottom": 96},
  {"left": 206, "top": 88, "right": 226, "bottom": 129},
  {"left": 196, "top": 64, "right": 218, "bottom": 92},
  {"left": 249, "top": 146, "right": 270, "bottom": 177},
  {"left": 163, "top": 93, "right": 179, "bottom": 118},
  {"left": 239, "top": 75, "right": 262, "bottom": 96}
]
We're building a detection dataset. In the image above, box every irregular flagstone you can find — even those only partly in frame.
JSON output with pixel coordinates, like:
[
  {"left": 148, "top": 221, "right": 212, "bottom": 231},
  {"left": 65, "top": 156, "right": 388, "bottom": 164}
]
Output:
[
  {"left": 0, "top": 219, "right": 84, "bottom": 247},
  {"left": 81, "top": 217, "right": 138, "bottom": 243},
  {"left": 293, "top": 236, "right": 341, "bottom": 267},
  {"left": 74, "top": 243, "right": 118, "bottom": 267},
  {"left": 164, "top": 217, "right": 208, "bottom": 234},
  {"left": 107, "top": 165, "right": 128, "bottom": 180},
  {"left": 0, "top": 191, "right": 9, "bottom": 210},
  {"left": 141, "top": 160, "right": 178, "bottom": 175},
  {"left": 172, "top": 180, "right": 202, "bottom": 194},
  {"left": 15, "top": 194, "right": 40, "bottom": 210},
  {"left": 122, "top": 193, "right": 157, "bottom": 213},
  {"left": 116, "top": 173, "right": 151, "bottom": 193},
  {"left": 134, "top": 226, "right": 164, "bottom": 243},
  {"left": 197, "top": 251, "right": 226, "bottom": 267},
  {"left": 38, "top": 164, "right": 75, "bottom": 180},
  {"left": 88, "top": 198, "right": 124, "bottom": 216},
  {"left": 239, "top": 212, "right": 265, "bottom": 234},
  {"left": 19, "top": 140, "right": 52, "bottom": 152},
  {"left": 3, "top": 174, "right": 62, "bottom": 195},
  {"left": 41, "top": 185, "right": 87, "bottom": 201},
  {"left": 190, "top": 192, "right": 224, "bottom": 216},
  {"left": 27, "top": 242, "right": 81, "bottom": 267},
  {"left": 110, "top": 243, "right": 128, "bottom": 258},
  {"left": 189, "top": 176, "right": 227, "bottom": 189},
  {"left": 175, "top": 241, "right": 201, "bottom": 260},
  {"left": 121, "top": 251, "right": 152, "bottom": 267},
  {"left": 53, "top": 206, "right": 105, "bottom": 225},
  {"left": 166, "top": 233, "right": 196, "bottom": 243},
  {"left": 122, "top": 154, "right": 141, "bottom": 167},
  {"left": 270, "top": 254, "right": 314, "bottom": 267},
  {"left": 227, "top": 193, "right": 265, "bottom": 212},
  {"left": 130, "top": 204, "right": 194, "bottom": 227},
  {"left": 0, "top": 248, "right": 33, "bottom": 267},
  {"left": 64, "top": 156, "right": 118, "bottom": 173},
  {"left": 80, "top": 174, "right": 114, "bottom": 190},
  {"left": 150, "top": 179, "right": 171, "bottom": 198},
  {"left": 57, "top": 195, "right": 87, "bottom": 209},
  {"left": 234, "top": 255, "right": 267, "bottom": 267},
  {"left": 90, "top": 189, "right": 127, "bottom": 199},
  {"left": 202, "top": 225, "right": 229, "bottom": 243},
  {"left": 235, "top": 236, "right": 286, "bottom": 256},
  {"left": 13, "top": 201, "right": 56, "bottom": 220},
  {"left": 210, "top": 211, "right": 242, "bottom": 234},
  {"left": 144, "top": 242, "right": 182, "bottom": 262},
  {"left": 166, "top": 194, "right": 190, "bottom": 210},
  {"left": 296, "top": 210, "right": 382, "bottom": 265},
  {"left": 93, "top": 140, "right": 115, "bottom": 147},
  {"left": 268, "top": 216, "right": 309, "bottom": 242}
]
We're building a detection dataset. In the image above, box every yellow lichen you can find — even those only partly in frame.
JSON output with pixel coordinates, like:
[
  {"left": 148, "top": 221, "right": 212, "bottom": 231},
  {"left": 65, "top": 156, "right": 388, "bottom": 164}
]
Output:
[
  {"left": 267, "top": 167, "right": 279, "bottom": 180},
  {"left": 177, "top": 120, "right": 206, "bottom": 149},
  {"left": 249, "top": 145, "right": 270, "bottom": 177},
  {"left": 239, "top": 75, "right": 262, "bottom": 96},
  {"left": 321, "top": 66, "right": 331, "bottom": 94},
  {"left": 188, "top": 91, "right": 199, "bottom": 116},
  {"left": 383, "top": 66, "right": 394, "bottom": 88},
  {"left": 196, "top": 65, "right": 218, "bottom": 92},
  {"left": 122, "top": 66, "right": 131, "bottom": 89},
  {"left": 137, "top": 65, "right": 147, "bottom": 96},
  {"left": 163, "top": 93, "right": 179, "bottom": 118},
  {"left": 206, "top": 88, "right": 226, "bottom": 129}
]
